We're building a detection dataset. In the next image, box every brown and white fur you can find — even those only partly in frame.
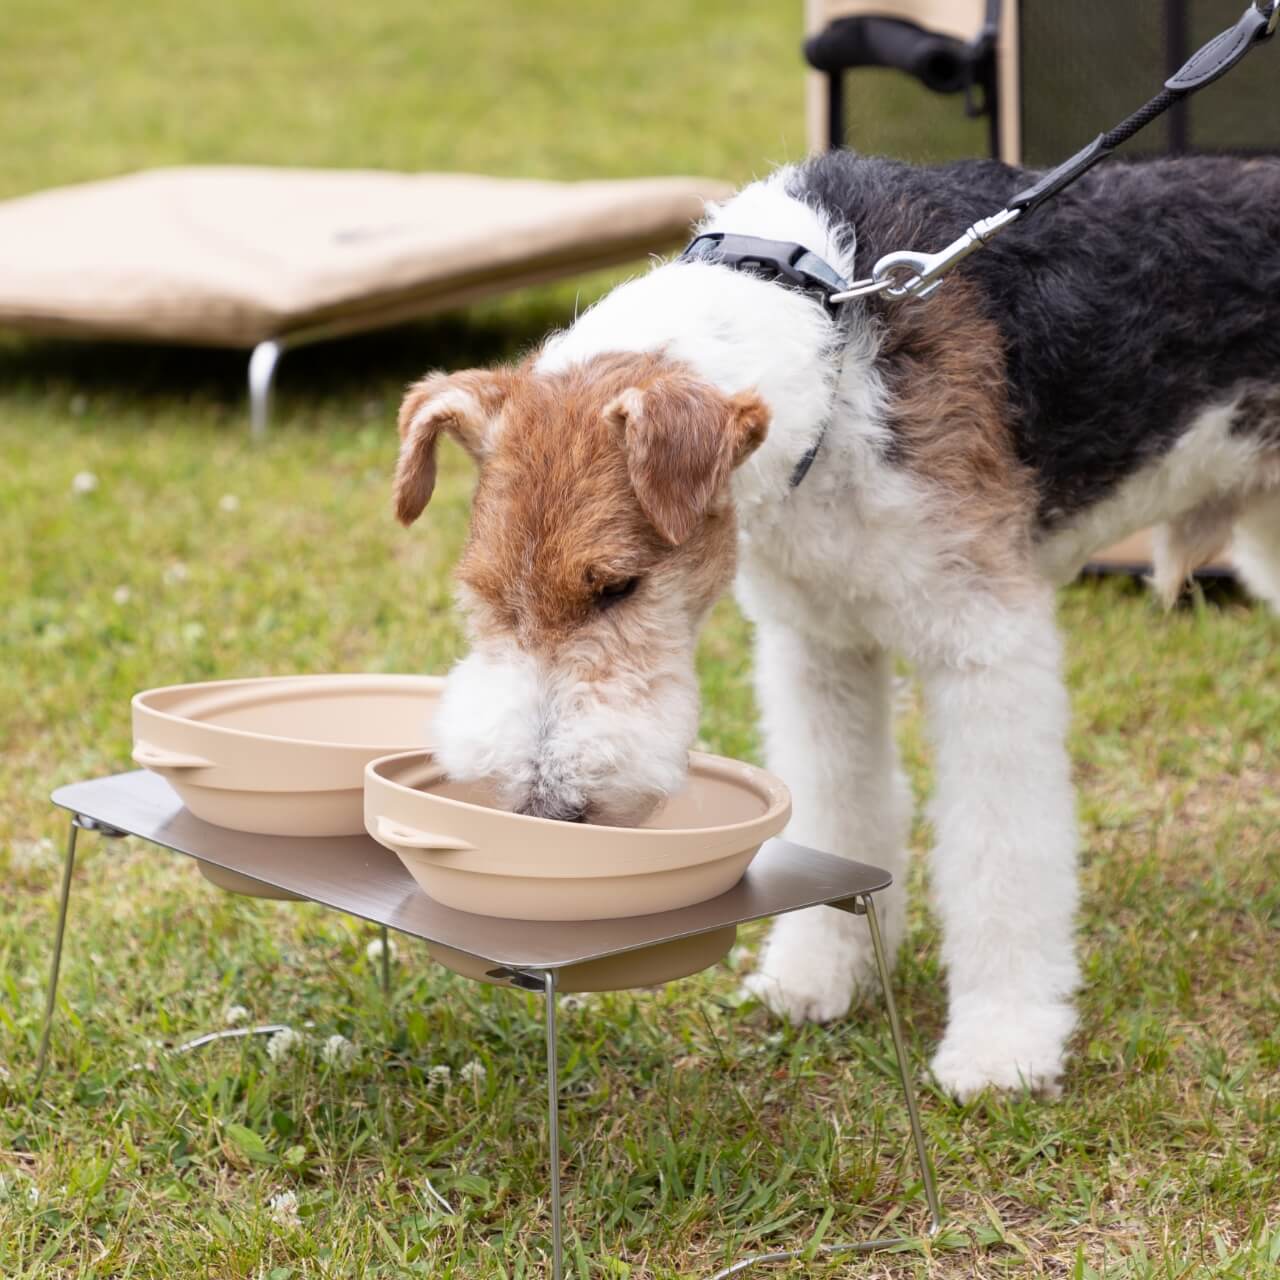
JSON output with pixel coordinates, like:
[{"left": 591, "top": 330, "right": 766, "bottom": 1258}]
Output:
[{"left": 393, "top": 161, "right": 1280, "bottom": 1098}]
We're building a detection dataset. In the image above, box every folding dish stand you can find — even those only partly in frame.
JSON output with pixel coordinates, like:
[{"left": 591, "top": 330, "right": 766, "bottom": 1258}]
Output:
[{"left": 37, "top": 770, "right": 943, "bottom": 1278}]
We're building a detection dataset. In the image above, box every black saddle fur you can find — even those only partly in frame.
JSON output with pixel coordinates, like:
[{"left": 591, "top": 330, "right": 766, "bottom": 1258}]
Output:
[{"left": 793, "top": 152, "right": 1280, "bottom": 527}]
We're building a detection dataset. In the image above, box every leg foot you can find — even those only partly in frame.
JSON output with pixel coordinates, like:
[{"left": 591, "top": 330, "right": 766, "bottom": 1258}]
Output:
[
  {"left": 708, "top": 894, "right": 944, "bottom": 1278},
  {"left": 542, "top": 969, "right": 563, "bottom": 1280},
  {"left": 248, "top": 340, "right": 285, "bottom": 440},
  {"left": 34, "top": 817, "right": 80, "bottom": 1083}
]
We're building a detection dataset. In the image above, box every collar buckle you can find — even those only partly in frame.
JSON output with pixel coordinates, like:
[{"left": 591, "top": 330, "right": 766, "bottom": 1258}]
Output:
[{"left": 679, "top": 233, "right": 849, "bottom": 313}]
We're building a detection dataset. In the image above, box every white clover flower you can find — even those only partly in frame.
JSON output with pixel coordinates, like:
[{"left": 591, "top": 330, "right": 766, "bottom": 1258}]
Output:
[
  {"left": 112, "top": 585, "right": 132, "bottom": 605},
  {"left": 269, "top": 1189, "right": 300, "bottom": 1226},
  {"left": 365, "top": 936, "right": 398, "bottom": 964},
  {"left": 559, "top": 994, "right": 595, "bottom": 1012},
  {"left": 71, "top": 470, "right": 98, "bottom": 495},
  {"left": 223, "top": 1004, "right": 250, "bottom": 1027},
  {"left": 26, "top": 1184, "right": 39, "bottom": 1208},
  {"left": 163, "top": 561, "right": 189, "bottom": 585},
  {"left": 428, "top": 1064, "right": 452, "bottom": 1088},
  {"left": 459, "top": 1059, "right": 486, "bottom": 1085},
  {"left": 321, "top": 1034, "right": 356, "bottom": 1068},
  {"left": 218, "top": 493, "right": 240, "bottom": 513},
  {"left": 266, "top": 1027, "right": 301, "bottom": 1062}
]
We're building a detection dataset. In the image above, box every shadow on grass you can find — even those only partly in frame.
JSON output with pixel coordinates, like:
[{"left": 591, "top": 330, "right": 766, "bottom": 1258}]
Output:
[
  {"left": 0, "top": 293, "right": 576, "bottom": 425},
  {"left": 1074, "top": 564, "right": 1248, "bottom": 609}
]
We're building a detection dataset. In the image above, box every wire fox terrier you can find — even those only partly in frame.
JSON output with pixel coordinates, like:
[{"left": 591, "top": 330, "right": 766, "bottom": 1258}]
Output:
[{"left": 393, "top": 151, "right": 1280, "bottom": 1098}]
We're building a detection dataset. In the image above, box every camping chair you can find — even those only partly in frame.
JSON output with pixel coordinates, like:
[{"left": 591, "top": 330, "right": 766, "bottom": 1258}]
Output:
[{"left": 804, "top": 0, "right": 1275, "bottom": 578}]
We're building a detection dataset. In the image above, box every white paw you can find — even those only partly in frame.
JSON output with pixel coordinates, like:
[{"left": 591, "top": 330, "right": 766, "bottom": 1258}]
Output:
[
  {"left": 742, "top": 967, "right": 856, "bottom": 1026},
  {"left": 741, "top": 906, "right": 885, "bottom": 1027},
  {"left": 930, "top": 1004, "right": 1073, "bottom": 1101}
]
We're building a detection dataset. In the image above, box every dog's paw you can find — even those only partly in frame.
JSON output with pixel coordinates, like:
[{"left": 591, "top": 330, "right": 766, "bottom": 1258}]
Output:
[
  {"left": 741, "top": 967, "right": 855, "bottom": 1026},
  {"left": 930, "top": 1006, "right": 1072, "bottom": 1101},
  {"left": 740, "top": 906, "right": 881, "bottom": 1026}
]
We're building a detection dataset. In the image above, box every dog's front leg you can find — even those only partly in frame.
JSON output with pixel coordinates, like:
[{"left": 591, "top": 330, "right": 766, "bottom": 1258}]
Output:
[
  {"left": 743, "top": 623, "right": 912, "bottom": 1024},
  {"left": 921, "top": 595, "right": 1080, "bottom": 1099}
]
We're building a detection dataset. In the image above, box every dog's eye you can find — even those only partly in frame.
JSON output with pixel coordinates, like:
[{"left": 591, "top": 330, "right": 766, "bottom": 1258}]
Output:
[{"left": 594, "top": 576, "right": 640, "bottom": 610}]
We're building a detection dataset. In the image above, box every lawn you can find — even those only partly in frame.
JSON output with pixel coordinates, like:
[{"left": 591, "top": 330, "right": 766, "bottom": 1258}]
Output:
[{"left": 2, "top": 2, "right": 1278, "bottom": 1277}]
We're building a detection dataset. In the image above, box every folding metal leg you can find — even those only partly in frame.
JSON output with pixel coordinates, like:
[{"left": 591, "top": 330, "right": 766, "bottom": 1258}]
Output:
[
  {"left": 379, "top": 924, "right": 392, "bottom": 996},
  {"left": 709, "top": 892, "right": 943, "bottom": 1277},
  {"left": 33, "top": 818, "right": 79, "bottom": 1083},
  {"left": 540, "top": 968, "right": 564, "bottom": 1280},
  {"left": 35, "top": 814, "right": 125, "bottom": 1083},
  {"left": 863, "top": 892, "right": 943, "bottom": 1233}
]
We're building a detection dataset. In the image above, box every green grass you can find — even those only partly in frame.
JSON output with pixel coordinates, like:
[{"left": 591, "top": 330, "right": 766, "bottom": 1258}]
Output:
[{"left": 2, "top": 2, "right": 1279, "bottom": 1276}]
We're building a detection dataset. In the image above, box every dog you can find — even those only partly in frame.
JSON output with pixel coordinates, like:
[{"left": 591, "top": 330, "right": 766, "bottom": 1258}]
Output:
[{"left": 391, "top": 151, "right": 1280, "bottom": 1098}]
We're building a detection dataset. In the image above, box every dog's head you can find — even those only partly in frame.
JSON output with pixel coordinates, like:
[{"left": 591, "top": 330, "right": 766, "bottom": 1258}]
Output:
[{"left": 395, "top": 352, "right": 768, "bottom": 825}]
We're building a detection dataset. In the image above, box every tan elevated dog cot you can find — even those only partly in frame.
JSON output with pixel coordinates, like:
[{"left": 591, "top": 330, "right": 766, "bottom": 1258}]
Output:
[{"left": 0, "top": 166, "right": 729, "bottom": 434}]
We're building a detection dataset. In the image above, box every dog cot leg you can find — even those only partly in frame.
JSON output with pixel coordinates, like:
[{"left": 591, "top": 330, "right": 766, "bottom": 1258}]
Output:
[{"left": 248, "top": 339, "right": 285, "bottom": 440}]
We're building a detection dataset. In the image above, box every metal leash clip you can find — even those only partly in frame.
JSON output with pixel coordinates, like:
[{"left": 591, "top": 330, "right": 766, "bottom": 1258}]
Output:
[{"left": 829, "top": 206, "right": 1022, "bottom": 304}]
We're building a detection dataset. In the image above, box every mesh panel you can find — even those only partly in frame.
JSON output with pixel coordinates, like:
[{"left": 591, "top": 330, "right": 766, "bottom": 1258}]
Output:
[
  {"left": 839, "top": 67, "right": 988, "bottom": 162},
  {"left": 1019, "top": 0, "right": 1279, "bottom": 166},
  {"left": 1186, "top": 2, "right": 1278, "bottom": 150}
]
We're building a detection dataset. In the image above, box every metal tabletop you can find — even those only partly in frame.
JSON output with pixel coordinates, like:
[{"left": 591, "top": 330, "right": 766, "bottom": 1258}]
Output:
[{"left": 52, "top": 771, "right": 891, "bottom": 971}]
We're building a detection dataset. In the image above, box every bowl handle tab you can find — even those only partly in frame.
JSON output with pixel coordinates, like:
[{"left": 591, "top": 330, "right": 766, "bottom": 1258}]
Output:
[
  {"left": 375, "top": 816, "right": 474, "bottom": 852},
  {"left": 132, "top": 741, "right": 213, "bottom": 770}
]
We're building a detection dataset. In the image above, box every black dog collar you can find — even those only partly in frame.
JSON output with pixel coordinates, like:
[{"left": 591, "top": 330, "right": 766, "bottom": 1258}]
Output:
[
  {"left": 678, "top": 232, "right": 850, "bottom": 315},
  {"left": 678, "top": 232, "right": 847, "bottom": 487}
]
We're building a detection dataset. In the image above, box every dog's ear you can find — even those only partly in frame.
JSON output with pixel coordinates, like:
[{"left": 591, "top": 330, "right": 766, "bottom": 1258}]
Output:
[
  {"left": 604, "top": 377, "right": 769, "bottom": 545},
  {"left": 394, "top": 370, "right": 509, "bottom": 525}
]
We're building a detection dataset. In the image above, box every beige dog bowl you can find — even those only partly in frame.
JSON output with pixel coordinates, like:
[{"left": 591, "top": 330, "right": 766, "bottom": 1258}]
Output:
[
  {"left": 132, "top": 674, "right": 443, "bottom": 896},
  {"left": 364, "top": 750, "right": 791, "bottom": 922}
]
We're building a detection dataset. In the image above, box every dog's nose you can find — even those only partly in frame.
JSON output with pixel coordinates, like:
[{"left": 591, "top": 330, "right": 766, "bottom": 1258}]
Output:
[{"left": 515, "top": 797, "right": 587, "bottom": 824}]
